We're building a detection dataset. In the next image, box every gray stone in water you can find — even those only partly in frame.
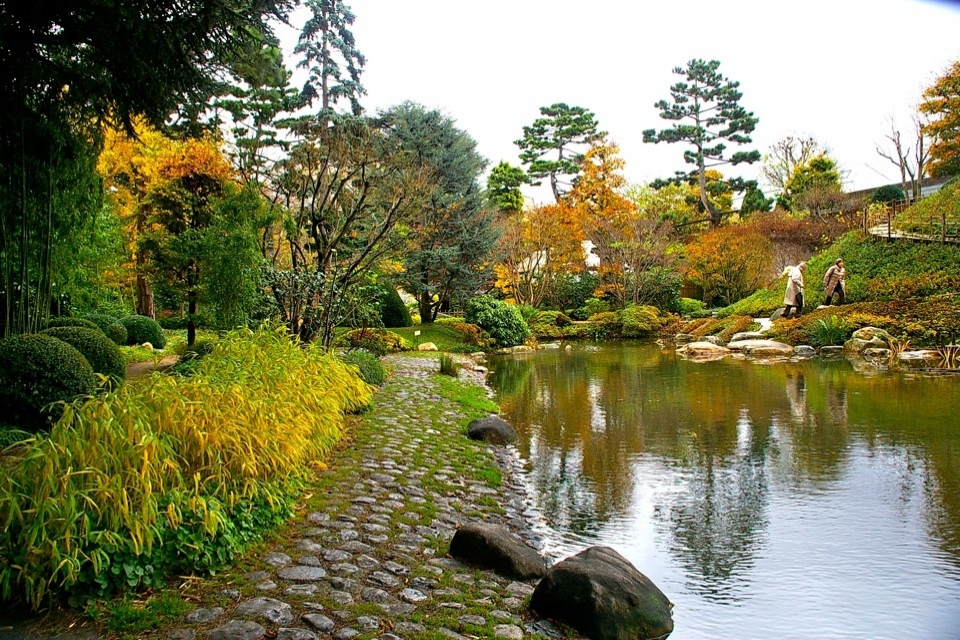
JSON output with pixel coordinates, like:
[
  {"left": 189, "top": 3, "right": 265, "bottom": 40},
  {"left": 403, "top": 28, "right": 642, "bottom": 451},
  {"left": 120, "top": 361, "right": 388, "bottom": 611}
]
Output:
[
  {"left": 448, "top": 523, "right": 547, "bottom": 580},
  {"left": 466, "top": 415, "right": 518, "bottom": 445},
  {"left": 820, "top": 345, "right": 844, "bottom": 357},
  {"left": 234, "top": 597, "right": 294, "bottom": 625},
  {"left": 205, "top": 620, "right": 266, "bottom": 640},
  {"left": 701, "top": 335, "right": 725, "bottom": 347},
  {"left": 730, "top": 331, "right": 767, "bottom": 342},
  {"left": 794, "top": 345, "right": 817, "bottom": 357},
  {"left": 673, "top": 333, "right": 694, "bottom": 345},
  {"left": 530, "top": 546, "right": 674, "bottom": 640}
]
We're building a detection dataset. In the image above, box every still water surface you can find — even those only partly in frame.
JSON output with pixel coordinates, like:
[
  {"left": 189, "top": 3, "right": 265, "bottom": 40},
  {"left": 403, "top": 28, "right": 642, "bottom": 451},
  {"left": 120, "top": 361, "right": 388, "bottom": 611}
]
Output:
[{"left": 486, "top": 343, "right": 960, "bottom": 639}]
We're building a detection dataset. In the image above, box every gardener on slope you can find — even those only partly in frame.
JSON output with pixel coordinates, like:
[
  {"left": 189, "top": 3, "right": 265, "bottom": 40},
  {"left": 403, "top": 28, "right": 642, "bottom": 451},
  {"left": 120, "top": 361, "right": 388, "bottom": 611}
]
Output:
[{"left": 783, "top": 261, "right": 807, "bottom": 318}]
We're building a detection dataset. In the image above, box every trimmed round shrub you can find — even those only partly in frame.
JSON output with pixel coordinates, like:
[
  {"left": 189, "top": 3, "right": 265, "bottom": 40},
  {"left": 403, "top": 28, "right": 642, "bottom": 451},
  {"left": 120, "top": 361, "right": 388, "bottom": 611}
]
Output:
[
  {"left": 871, "top": 184, "right": 906, "bottom": 204},
  {"left": 119, "top": 315, "right": 167, "bottom": 349},
  {"left": 339, "top": 350, "right": 387, "bottom": 386},
  {"left": 81, "top": 313, "right": 119, "bottom": 333},
  {"left": 620, "top": 305, "right": 666, "bottom": 338},
  {"left": 46, "top": 316, "right": 100, "bottom": 331},
  {"left": 104, "top": 322, "right": 128, "bottom": 345},
  {"left": 378, "top": 285, "right": 412, "bottom": 328},
  {"left": 464, "top": 296, "right": 530, "bottom": 348},
  {"left": 0, "top": 334, "right": 97, "bottom": 432},
  {"left": 41, "top": 326, "right": 126, "bottom": 385}
]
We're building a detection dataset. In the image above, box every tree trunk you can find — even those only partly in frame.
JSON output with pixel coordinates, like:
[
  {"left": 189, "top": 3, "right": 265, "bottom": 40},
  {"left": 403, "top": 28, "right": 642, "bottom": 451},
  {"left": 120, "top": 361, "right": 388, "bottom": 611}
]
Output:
[
  {"left": 418, "top": 290, "right": 433, "bottom": 324},
  {"left": 698, "top": 165, "right": 722, "bottom": 227}
]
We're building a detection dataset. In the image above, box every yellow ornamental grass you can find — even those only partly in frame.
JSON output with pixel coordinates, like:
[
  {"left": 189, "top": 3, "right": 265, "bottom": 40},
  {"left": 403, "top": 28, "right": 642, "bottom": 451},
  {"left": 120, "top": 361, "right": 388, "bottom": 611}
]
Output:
[{"left": 0, "top": 326, "right": 374, "bottom": 608}]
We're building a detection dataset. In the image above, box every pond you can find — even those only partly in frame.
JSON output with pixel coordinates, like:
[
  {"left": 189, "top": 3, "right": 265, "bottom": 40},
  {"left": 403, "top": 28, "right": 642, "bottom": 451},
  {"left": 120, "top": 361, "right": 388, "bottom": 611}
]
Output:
[{"left": 486, "top": 343, "right": 960, "bottom": 640}]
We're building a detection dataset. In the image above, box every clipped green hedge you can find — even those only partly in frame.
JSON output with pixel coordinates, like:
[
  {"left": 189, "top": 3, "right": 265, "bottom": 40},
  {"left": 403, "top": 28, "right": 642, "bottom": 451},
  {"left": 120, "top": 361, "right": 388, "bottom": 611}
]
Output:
[
  {"left": 46, "top": 317, "right": 100, "bottom": 331},
  {"left": 0, "top": 334, "right": 97, "bottom": 432},
  {"left": 0, "top": 326, "right": 374, "bottom": 608},
  {"left": 378, "top": 285, "right": 412, "bottom": 328},
  {"left": 81, "top": 313, "right": 119, "bottom": 333},
  {"left": 119, "top": 315, "right": 167, "bottom": 349},
  {"left": 41, "top": 326, "right": 126, "bottom": 386}
]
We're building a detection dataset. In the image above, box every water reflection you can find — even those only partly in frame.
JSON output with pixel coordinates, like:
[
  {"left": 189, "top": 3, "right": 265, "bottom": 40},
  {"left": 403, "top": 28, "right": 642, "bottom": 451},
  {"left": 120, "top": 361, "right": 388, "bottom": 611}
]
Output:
[{"left": 488, "top": 343, "right": 960, "bottom": 638}]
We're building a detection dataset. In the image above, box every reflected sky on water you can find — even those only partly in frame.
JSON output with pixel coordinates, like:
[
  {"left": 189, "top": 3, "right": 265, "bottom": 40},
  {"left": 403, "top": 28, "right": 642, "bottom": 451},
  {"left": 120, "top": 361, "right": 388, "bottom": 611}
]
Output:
[{"left": 487, "top": 343, "right": 960, "bottom": 639}]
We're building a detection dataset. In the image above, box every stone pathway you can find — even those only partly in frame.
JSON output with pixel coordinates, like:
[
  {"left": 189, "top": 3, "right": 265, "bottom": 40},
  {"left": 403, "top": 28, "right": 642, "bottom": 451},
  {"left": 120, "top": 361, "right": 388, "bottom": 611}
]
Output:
[{"left": 132, "top": 355, "right": 570, "bottom": 640}]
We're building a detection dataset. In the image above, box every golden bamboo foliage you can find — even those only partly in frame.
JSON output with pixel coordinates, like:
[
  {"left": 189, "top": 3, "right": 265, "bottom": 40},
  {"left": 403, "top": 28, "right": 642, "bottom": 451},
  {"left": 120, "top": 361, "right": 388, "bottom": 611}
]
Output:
[{"left": 0, "top": 325, "right": 373, "bottom": 608}]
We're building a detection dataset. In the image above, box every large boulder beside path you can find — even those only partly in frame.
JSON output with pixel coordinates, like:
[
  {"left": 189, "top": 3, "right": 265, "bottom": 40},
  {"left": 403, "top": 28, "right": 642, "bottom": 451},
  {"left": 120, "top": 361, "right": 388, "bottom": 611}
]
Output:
[
  {"left": 448, "top": 522, "right": 547, "bottom": 579},
  {"left": 467, "top": 415, "right": 517, "bottom": 445},
  {"left": 530, "top": 546, "right": 674, "bottom": 640}
]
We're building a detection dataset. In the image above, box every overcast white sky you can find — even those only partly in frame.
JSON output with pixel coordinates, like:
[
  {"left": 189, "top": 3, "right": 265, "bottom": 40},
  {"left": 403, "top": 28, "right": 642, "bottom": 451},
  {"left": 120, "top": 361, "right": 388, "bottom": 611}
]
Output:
[{"left": 276, "top": 0, "right": 960, "bottom": 204}]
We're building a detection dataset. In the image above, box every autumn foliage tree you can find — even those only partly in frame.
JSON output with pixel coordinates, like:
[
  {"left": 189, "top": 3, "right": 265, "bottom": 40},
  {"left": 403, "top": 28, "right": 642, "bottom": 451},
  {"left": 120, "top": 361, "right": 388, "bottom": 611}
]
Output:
[
  {"left": 494, "top": 202, "right": 585, "bottom": 308},
  {"left": 685, "top": 226, "right": 773, "bottom": 306},
  {"left": 920, "top": 59, "right": 960, "bottom": 179},
  {"left": 571, "top": 144, "right": 678, "bottom": 308}
]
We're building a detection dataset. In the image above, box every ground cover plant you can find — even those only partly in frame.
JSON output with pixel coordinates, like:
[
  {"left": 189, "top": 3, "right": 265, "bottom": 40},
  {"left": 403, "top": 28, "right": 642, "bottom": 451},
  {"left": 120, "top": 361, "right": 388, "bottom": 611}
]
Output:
[{"left": 0, "top": 326, "right": 374, "bottom": 609}]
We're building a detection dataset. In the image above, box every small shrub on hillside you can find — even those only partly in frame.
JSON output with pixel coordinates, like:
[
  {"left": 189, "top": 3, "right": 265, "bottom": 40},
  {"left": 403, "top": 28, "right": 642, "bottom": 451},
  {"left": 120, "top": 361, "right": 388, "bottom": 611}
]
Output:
[
  {"left": 676, "top": 297, "right": 707, "bottom": 316},
  {"left": 339, "top": 350, "right": 387, "bottom": 386},
  {"left": 47, "top": 317, "right": 100, "bottom": 331},
  {"left": 529, "top": 311, "right": 574, "bottom": 340},
  {"left": 438, "top": 354, "right": 460, "bottom": 377},
  {"left": 377, "top": 285, "right": 412, "bottom": 328},
  {"left": 340, "top": 328, "right": 410, "bottom": 356},
  {"left": 806, "top": 315, "right": 852, "bottom": 347},
  {"left": 843, "top": 312, "right": 896, "bottom": 330},
  {"left": 620, "top": 305, "right": 665, "bottom": 338},
  {"left": 41, "top": 327, "right": 126, "bottom": 386},
  {"left": 0, "top": 334, "right": 97, "bottom": 432},
  {"left": 119, "top": 315, "right": 167, "bottom": 349},
  {"left": 686, "top": 315, "right": 756, "bottom": 341},
  {"left": 872, "top": 184, "right": 905, "bottom": 204},
  {"left": 586, "top": 311, "right": 623, "bottom": 340},
  {"left": 465, "top": 296, "right": 530, "bottom": 348},
  {"left": 434, "top": 316, "right": 466, "bottom": 326},
  {"left": 451, "top": 322, "right": 491, "bottom": 348},
  {"left": 104, "top": 322, "right": 128, "bottom": 345},
  {"left": 582, "top": 297, "right": 611, "bottom": 316}
]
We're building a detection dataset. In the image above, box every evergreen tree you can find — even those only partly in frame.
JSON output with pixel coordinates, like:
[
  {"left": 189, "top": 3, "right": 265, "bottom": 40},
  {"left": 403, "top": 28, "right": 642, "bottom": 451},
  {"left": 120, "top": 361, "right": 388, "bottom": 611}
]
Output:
[
  {"left": 486, "top": 162, "right": 527, "bottom": 215},
  {"left": 643, "top": 59, "right": 760, "bottom": 227},
  {"left": 381, "top": 103, "right": 497, "bottom": 322},
  {"left": 515, "top": 103, "right": 605, "bottom": 202},
  {"left": 295, "top": 0, "right": 366, "bottom": 116}
]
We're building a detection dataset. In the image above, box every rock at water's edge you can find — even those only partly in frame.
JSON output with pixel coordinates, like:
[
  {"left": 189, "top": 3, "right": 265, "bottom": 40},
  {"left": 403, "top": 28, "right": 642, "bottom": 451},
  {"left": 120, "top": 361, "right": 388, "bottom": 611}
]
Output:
[
  {"left": 467, "top": 415, "right": 517, "bottom": 445},
  {"left": 449, "top": 523, "right": 546, "bottom": 580},
  {"left": 529, "top": 546, "right": 673, "bottom": 640}
]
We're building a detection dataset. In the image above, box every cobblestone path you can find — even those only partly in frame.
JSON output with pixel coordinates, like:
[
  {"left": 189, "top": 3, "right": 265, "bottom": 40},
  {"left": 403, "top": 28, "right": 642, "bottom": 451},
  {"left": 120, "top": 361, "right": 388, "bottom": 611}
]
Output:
[{"left": 154, "top": 354, "right": 569, "bottom": 640}]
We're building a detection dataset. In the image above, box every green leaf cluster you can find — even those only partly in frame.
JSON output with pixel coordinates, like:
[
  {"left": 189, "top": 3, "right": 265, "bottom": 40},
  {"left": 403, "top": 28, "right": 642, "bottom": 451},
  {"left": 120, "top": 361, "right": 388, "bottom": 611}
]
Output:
[
  {"left": 464, "top": 296, "right": 531, "bottom": 348},
  {"left": 0, "top": 326, "right": 374, "bottom": 608}
]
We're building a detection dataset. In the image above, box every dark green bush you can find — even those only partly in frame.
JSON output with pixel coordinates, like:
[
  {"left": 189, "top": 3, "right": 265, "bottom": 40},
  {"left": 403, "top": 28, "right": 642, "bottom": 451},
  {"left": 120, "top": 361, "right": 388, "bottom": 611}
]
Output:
[
  {"left": 0, "top": 427, "right": 31, "bottom": 449},
  {"left": 47, "top": 317, "right": 100, "bottom": 331},
  {"left": 871, "top": 184, "right": 906, "bottom": 204},
  {"left": 105, "top": 323, "right": 128, "bottom": 345},
  {"left": 41, "top": 327, "right": 126, "bottom": 385},
  {"left": 464, "top": 296, "right": 530, "bottom": 348},
  {"left": 81, "top": 313, "right": 119, "bottom": 333},
  {"left": 339, "top": 350, "right": 387, "bottom": 386},
  {"left": 378, "top": 285, "right": 412, "bottom": 328},
  {"left": 119, "top": 315, "right": 167, "bottom": 349},
  {"left": 0, "top": 334, "right": 97, "bottom": 432}
]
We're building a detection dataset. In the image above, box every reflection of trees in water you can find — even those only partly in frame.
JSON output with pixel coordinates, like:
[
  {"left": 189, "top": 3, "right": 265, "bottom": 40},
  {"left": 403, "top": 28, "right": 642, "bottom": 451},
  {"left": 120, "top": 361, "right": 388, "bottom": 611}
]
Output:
[
  {"left": 490, "top": 345, "right": 960, "bottom": 583},
  {"left": 660, "top": 416, "right": 771, "bottom": 601}
]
